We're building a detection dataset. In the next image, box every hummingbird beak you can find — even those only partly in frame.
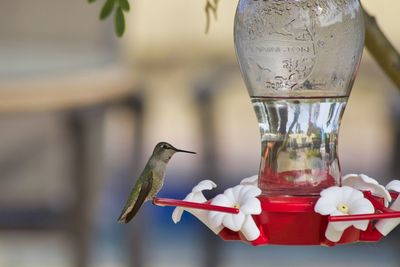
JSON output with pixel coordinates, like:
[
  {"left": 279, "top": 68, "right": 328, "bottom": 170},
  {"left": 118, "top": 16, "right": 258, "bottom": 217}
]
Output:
[{"left": 174, "top": 148, "right": 196, "bottom": 154}]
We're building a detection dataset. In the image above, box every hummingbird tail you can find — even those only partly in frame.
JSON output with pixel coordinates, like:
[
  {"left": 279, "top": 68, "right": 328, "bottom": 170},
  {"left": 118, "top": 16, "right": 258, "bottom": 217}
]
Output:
[
  {"left": 117, "top": 205, "right": 140, "bottom": 224},
  {"left": 117, "top": 213, "right": 128, "bottom": 224}
]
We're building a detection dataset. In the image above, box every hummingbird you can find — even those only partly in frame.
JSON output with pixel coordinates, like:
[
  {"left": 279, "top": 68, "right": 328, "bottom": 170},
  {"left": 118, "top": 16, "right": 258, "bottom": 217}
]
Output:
[{"left": 117, "top": 142, "right": 196, "bottom": 223}]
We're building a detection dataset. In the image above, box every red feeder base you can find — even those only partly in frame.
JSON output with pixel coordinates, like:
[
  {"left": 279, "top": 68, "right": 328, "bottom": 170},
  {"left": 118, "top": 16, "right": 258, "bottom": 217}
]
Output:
[
  {"left": 154, "top": 191, "right": 400, "bottom": 246},
  {"left": 218, "top": 195, "right": 382, "bottom": 246}
]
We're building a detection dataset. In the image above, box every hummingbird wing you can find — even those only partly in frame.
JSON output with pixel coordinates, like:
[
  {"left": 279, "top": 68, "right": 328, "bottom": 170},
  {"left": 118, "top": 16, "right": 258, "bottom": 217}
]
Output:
[{"left": 117, "top": 171, "right": 153, "bottom": 224}]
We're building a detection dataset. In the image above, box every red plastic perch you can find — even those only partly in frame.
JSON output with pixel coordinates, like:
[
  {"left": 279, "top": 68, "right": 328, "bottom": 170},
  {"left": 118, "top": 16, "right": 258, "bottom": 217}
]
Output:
[
  {"left": 153, "top": 197, "right": 239, "bottom": 214},
  {"left": 329, "top": 191, "right": 400, "bottom": 222},
  {"left": 329, "top": 212, "right": 400, "bottom": 222}
]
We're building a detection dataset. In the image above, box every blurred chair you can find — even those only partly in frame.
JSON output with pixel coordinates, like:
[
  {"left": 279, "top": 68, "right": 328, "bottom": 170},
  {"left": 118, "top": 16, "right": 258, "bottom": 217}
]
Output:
[{"left": 0, "top": 1, "right": 144, "bottom": 267}]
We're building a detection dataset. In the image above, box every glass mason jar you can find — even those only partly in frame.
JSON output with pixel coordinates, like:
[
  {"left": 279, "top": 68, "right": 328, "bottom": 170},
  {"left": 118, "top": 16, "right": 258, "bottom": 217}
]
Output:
[{"left": 234, "top": 0, "right": 364, "bottom": 196}]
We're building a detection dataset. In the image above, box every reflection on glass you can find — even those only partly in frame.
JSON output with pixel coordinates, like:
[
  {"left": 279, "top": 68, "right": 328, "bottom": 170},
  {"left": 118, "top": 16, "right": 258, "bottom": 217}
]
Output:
[{"left": 252, "top": 96, "right": 346, "bottom": 195}]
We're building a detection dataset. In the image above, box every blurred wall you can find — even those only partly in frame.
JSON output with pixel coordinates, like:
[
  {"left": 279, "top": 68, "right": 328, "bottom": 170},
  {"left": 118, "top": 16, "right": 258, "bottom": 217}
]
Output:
[
  {"left": 0, "top": 0, "right": 108, "bottom": 44},
  {"left": 0, "top": 0, "right": 117, "bottom": 79},
  {"left": 123, "top": 0, "right": 237, "bottom": 62}
]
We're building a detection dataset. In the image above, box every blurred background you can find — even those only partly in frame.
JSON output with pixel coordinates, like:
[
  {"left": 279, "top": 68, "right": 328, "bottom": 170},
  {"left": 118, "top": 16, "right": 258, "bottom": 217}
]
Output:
[{"left": 0, "top": 0, "right": 399, "bottom": 267}]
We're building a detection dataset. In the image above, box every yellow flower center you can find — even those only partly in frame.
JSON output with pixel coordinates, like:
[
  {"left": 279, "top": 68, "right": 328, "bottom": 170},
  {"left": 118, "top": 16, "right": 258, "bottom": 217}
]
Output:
[
  {"left": 337, "top": 204, "right": 349, "bottom": 214},
  {"left": 233, "top": 203, "right": 241, "bottom": 209}
]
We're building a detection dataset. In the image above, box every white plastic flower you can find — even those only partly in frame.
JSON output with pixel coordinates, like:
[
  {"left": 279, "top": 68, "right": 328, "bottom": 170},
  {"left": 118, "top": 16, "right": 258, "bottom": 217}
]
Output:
[
  {"left": 375, "top": 180, "right": 400, "bottom": 236},
  {"left": 386, "top": 180, "right": 400, "bottom": 192},
  {"left": 315, "top": 186, "right": 374, "bottom": 242},
  {"left": 342, "top": 174, "right": 391, "bottom": 205},
  {"left": 240, "top": 175, "right": 258, "bottom": 186},
  {"left": 172, "top": 180, "right": 222, "bottom": 234},
  {"left": 208, "top": 185, "right": 262, "bottom": 241}
]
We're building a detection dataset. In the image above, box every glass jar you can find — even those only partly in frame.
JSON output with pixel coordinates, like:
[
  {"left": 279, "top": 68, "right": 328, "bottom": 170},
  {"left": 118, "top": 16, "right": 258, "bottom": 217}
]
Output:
[{"left": 234, "top": 0, "right": 364, "bottom": 196}]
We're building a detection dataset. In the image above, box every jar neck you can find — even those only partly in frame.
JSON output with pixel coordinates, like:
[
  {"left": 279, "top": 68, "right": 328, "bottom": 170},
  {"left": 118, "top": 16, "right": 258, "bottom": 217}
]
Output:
[{"left": 251, "top": 97, "right": 347, "bottom": 196}]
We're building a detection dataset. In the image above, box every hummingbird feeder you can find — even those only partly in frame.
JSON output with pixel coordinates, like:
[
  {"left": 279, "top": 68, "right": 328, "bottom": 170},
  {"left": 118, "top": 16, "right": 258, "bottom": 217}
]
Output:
[{"left": 153, "top": 0, "right": 400, "bottom": 246}]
